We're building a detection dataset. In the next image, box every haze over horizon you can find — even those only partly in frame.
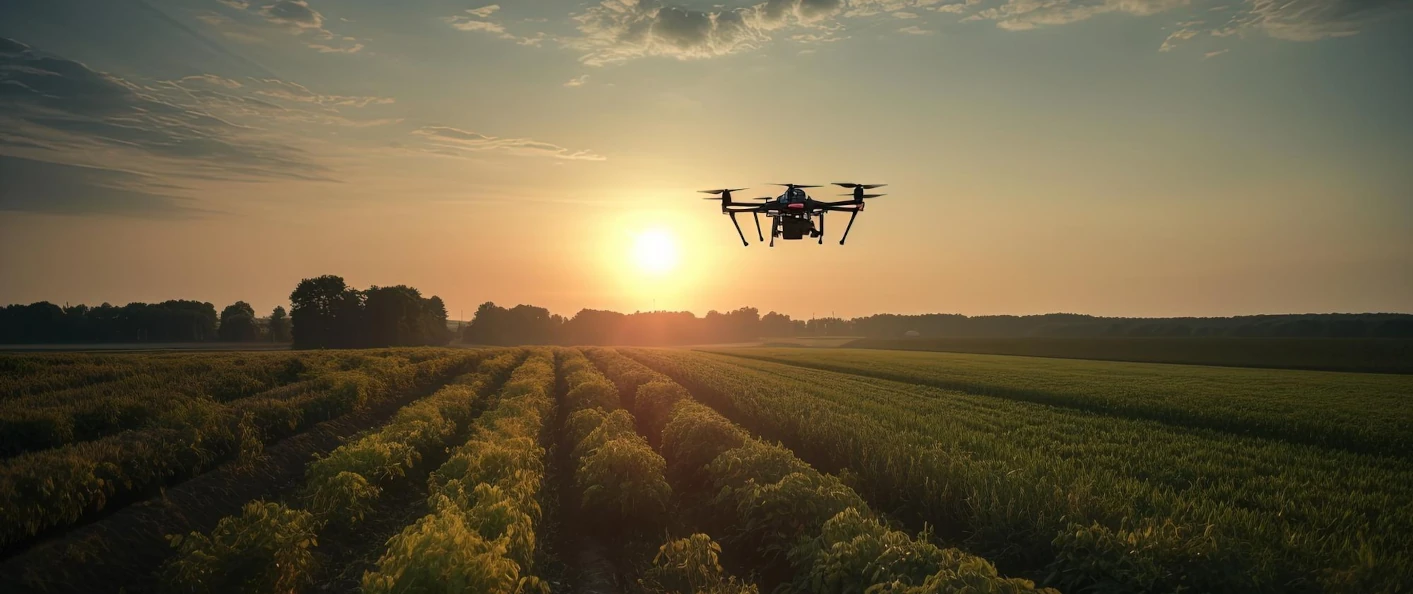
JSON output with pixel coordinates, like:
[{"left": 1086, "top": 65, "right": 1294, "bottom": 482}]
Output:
[{"left": 2, "top": 0, "right": 1410, "bottom": 321}]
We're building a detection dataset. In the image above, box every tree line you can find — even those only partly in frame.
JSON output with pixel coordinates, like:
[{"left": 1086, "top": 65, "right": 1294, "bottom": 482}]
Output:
[
  {"left": 288, "top": 275, "right": 452, "bottom": 349},
  {"left": 462, "top": 305, "right": 1413, "bottom": 345},
  {"left": 5, "top": 291, "right": 1410, "bottom": 346},
  {"left": 0, "top": 300, "right": 291, "bottom": 344}
]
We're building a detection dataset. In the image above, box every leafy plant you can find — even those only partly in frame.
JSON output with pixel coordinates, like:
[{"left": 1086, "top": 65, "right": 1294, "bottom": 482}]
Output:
[{"left": 160, "top": 501, "right": 317, "bottom": 594}]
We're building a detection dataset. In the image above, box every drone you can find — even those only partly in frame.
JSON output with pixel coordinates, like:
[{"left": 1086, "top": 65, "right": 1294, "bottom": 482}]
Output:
[{"left": 698, "top": 183, "right": 886, "bottom": 246}]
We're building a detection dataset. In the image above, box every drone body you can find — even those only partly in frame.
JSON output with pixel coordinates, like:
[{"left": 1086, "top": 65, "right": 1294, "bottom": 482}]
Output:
[{"left": 698, "top": 183, "right": 886, "bottom": 247}]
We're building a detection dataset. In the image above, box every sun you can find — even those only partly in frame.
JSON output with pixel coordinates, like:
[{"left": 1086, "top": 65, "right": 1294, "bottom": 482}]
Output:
[{"left": 633, "top": 228, "right": 679, "bottom": 275}]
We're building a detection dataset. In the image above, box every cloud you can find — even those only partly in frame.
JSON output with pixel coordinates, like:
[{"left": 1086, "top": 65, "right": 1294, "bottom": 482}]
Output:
[
  {"left": 899, "top": 24, "right": 935, "bottom": 33},
  {"left": 207, "top": 0, "right": 362, "bottom": 53},
  {"left": 1231, "top": 0, "right": 1409, "bottom": 41},
  {"left": 0, "top": 38, "right": 322, "bottom": 181},
  {"left": 893, "top": 11, "right": 921, "bottom": 17},
  {"left": 249, "top": 79, "right": 394, "bottom": 107},
  {"left": 571, "top": 1, "right": 769, "bottom": 65},
  {"left": 467, "top": 4, "right": 501, "bottom": 18},
  {"left": 965, "top": 0, "right": 1188, "bottom": 30},
  {"left": 259, "top": 0, "right": 324, "bottom": 30},
  {"left": 564, "top": 74, "right": 591, "bottom": 87},
  {"left": 411, "top": 126, "right": 606, "bottom": 161},
  {"left": 1159, "top": 27, "right": 1199, "bottom": 50},
  {"left": 1204, "top": 48, "right": 1230, "bottom": 57},
  {"left": 0, "top": 155, "right": 208, "bottom": 217},
  {"left": 160, "top": 75, "right": 399, "bottom": 128},
  {"left": 444, "top": 7, "right": 548, "bottom": 45}
]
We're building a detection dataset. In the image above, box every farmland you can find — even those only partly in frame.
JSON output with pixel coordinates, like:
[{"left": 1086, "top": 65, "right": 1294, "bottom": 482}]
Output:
[{"left": 0, "top": 347, "right": 1408, "bottom": 593}]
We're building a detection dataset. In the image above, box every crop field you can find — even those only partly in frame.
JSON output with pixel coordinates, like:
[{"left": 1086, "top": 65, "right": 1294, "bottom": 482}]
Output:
[{"left": 0, "top": 346, "right": 1408, "bottom": 593}]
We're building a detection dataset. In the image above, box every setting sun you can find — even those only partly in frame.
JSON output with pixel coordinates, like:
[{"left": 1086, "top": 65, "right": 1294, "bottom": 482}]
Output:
[{"left": 633, "top": 229, "right": 679, "bottom": 275}]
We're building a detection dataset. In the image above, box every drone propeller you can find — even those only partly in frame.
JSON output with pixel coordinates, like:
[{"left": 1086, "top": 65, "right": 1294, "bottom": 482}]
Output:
[
  {"left": 699, "top": 188, "right": 747, "bottom": 195},
  {"left": 749, "top": 196, "right": 774, "bottom": 201},
  {"left": 771, "top": 183, "right": 821, "bottom": 188},
  {"left": 832, "top": 183, "right": 887, "bottom": 189},
  {"left": 838, "top": 193, "right": 886, "bottom": 199}
]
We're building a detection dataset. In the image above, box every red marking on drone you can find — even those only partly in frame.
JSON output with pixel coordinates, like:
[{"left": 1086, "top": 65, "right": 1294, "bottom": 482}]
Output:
[{"left": 788, "top": 203, "right": 805, "bottom": 209}]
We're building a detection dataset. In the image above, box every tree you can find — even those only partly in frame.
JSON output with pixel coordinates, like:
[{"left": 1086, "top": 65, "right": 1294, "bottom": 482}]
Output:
[
  {"left": 219, "top": 301, "right": 260, "bottom": 342},
  {"left": 289, "top": 275, "right": 349, "bottom": 349},
  {"left": 269, "top": 306, "right": 291, "bottom": 343}
]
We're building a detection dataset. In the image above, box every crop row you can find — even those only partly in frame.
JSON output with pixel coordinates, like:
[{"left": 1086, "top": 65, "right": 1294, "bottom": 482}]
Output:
[
  {"left": 559, "top": 349, "right": 672, "bottom": 542},
  {"left": 0, "top": 352, "right": 301, "bottom": 399},
  {"left": 359, "top": 348, "right": 557, "bottom": 593},
  {"left": 580, "top": 347, "right": 758, "bottom": 593},
  {"left": 713, "top": 347, "right": 1413, "bottom": 457},
  {"left": 158, "top": 349, "right": 524, "bottom": 592},
  {"left": 632, "top": 349, "right": 1413, "bottom": 593},
  {"left": 0, "top": 348, "right": 482, "bottom": 551},
  {"left": 591, "top": 347, "right": 1046, "bottom": 594},
  {"left": 0, "top": 353, "right": 330, "bottom": 457}
]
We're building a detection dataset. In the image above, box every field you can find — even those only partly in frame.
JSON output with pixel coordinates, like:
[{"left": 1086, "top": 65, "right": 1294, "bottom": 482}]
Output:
[
  {"left": 0, "top": 347, "right": 1409, "bottom": 593},
  {"left": 844, "top": 336, "right": 1413, "bottom": 374}
]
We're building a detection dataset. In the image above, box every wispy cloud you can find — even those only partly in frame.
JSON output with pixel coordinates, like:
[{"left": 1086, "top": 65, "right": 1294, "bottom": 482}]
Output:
[
  {"left": 1204, "top": 48, "right": 1230, "bottom": 58},
  {"left": 564, "top": 74, "right": 590, "bottom": 87},
  {"left": 444, "top": 5, "right": 548, "bottom": 46},
  {"left": 205, "top": 0, "right": 364, "bottom": 53},
  {"left": 1224, "top": 0, "right": 1408, "bottom": 41},
  {"left": 411, "top": 126, "right": 605, "bottom": 161},
  {"left": 0, "top": 155, "right": 208, "bottom": 218},
  {"left": 1159, "top": 27, "right": 1200, "bottom": 51},
  {"left": 963, "top": 0, "right": 1189, "bottom": 32},
  {"left": 0, "top": 38, "right": 324, "bottom": 183},
  {"left": 899, "top": 25, "right": 934, "bottom": 34}
]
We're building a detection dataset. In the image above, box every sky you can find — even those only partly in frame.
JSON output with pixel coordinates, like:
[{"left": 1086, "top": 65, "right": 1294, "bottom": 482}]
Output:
[{"left": 0, "top": 0, "right": 1410, "bottom": 321}]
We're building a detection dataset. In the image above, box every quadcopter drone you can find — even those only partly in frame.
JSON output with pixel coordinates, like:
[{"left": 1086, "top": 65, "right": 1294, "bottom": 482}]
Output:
[{"left": 698, "top": 183, "right": 886, "bottom": 246}]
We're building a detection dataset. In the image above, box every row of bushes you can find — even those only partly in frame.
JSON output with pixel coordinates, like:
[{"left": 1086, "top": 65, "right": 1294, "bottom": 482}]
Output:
[
  {"left": 0, "top": 353, "right": 315, "bottom": 457},
  {"left": 158, "top": 349, "right": 523, "bottom": 592},
  {"left": 559, "top": 349, "right": 671, "bottom": 540},
  {"left": 595, "top": 348, "right": 1051, "bottom": 594},
  {"left": 0, "top": 349, "right": 479, "bottom": 550},
  {"left": 360, "top": 348, "right": 557, "bottom": 593},
  {"left": 577, "top": 347, "right": 757, "bottom": 594},
  {"left": 304, "top": 350, "right": 524, "bottom": 525}
]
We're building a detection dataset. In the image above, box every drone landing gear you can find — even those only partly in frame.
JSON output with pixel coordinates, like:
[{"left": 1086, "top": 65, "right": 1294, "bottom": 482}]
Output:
[
  {"left": 818, "top": 213, "right": 825, "bottom": 245},
  {"left": 839, "top": 210, "right": 859, "bottom": 245},
  {"left": 728, "top": 212, "right": 749, "bottom": 247},
  {"left": 753, "top": 213, "right": 764, "bottom": 242},
  {"left": 769, "top": 217, "right": 779, "bottom": 248}
]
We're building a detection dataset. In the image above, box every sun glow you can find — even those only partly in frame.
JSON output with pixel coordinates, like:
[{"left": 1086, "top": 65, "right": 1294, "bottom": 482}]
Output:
[{"left": 633, "top": 228, "right": 679, "bottom": 275}]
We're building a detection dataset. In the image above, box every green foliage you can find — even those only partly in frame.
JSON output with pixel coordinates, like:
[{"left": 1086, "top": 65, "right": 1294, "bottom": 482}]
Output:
[
  {"left": 564, "top": 378, "right": 618, "bottom": 411},
  {"left": 661, "top": 401, "right": 747, "bottom": 489},
  {"left": 362, "top": 349, "right": 557, "bottom": 593},
  {"left": 594, "top": 348, "right": 1046, "bottom": 593},
  {"left": 576, "top": 435, "right": 671, "bottom": 523},
  {"left": 572, "top": 408, "right": 636, "bottom": 460},
  {"left": 639, "top": 534, "right": 759, "bottom": 594},
  {"left": 160, "top": 501, "right": 317, "bottom": 594},
  {"left": 360, "top": 502, "right": 526, "bottom": 594},
  {"left": 633, "top": 381, "right": 689, "bottom": 439},
  {"left": 628, "top": 348, "right": 1413, "bottom": 593},
  {"left": 558, "top": 349, "right": 673, "bottom": 536},
  {"left": 793, "top": 509, "right": 1055, "bottom": 594},
  {"left": 0, "top": 349, "right": 479, "bottom": 549}
]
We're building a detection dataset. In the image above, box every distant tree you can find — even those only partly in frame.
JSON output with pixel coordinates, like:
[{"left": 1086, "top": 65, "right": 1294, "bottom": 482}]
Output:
[
  {"left": 761, "top": 311, "right": 797, "bottom": 337},
  {"left": 218, "top": 301, "right": 260, "bottom": 342},
  {"left": 290, "top": 275, "right": 349, "bottom": 349},
  {"left": 365, "top": 285, "right": 426, "bottom": 346},
  {"left": 269, "top": 306, "right": 291, "bottom": 343}
]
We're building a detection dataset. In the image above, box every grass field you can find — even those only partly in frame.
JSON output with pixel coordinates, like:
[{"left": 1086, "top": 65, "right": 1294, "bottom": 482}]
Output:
[
  {"left": 844, "top": 336, "right": 1413, "bottom": 373},
  {"left": 0, "top": 346, "right": 1407, "bottom": 593}
]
